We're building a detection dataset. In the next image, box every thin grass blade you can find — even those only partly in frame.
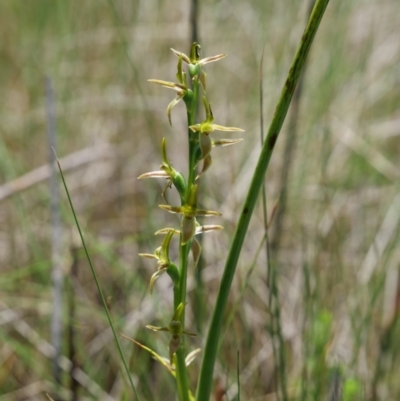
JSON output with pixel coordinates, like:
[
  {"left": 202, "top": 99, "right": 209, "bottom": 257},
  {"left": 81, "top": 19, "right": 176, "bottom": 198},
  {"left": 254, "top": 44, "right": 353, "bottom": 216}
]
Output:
[{"left": 55, "top": 152, "right": 140, "bottom": 401}]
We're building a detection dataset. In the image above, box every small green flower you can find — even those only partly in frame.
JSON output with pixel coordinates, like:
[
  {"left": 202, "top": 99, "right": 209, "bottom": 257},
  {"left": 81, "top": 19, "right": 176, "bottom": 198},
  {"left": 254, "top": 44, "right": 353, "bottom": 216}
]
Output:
[
  {"left": 171, "top": 43, "right": 226, "bottom": 66},
  {"left": 156, "top": 224, "right": 223, "bottom": 267},
  {"left": 188, "top": 97, "right": 244, "bottom": 177},
  {"left": 138, "top": 138, "right": 186, "bottom": 201},
  {"left": 146, "top": 303, "right": 197, "bottom": 365},
  {"left": 148, "top": 56, "right": 192, "bottom": 126},
  {"left": 189, "top": 97, "right": 244, "bottom": 152},
  {"left": 159, "top": 184, "right": 221, "bottom": 244},
  {"left": 171, "top": 42, "right": 226, "bottom": 90},
  {"left": 139, "top": 230, "right": 179, "bottom": 294}
]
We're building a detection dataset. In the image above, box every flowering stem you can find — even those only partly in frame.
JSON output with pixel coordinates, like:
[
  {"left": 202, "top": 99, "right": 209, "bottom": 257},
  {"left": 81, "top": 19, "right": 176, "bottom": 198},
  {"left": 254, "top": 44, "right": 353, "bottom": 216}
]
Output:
[
  {"left": 146, "top": 44, "right": 228, "bottom": 401},
  {"left": 174, "top": 65, "right": 200, "bottom": 401},
  {"left": 177, "top": 241, "right": 190, "bottom": 313}
]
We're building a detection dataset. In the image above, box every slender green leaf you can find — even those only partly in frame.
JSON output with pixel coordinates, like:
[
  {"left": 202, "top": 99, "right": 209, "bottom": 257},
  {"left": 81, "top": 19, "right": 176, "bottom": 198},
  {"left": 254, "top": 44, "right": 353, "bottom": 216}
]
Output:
[
  {"left": 55, "top": 153, "right": 140, "bottom": 401},
  {"left": 196, "top": 1, "right": 331, "bottom": 400}
]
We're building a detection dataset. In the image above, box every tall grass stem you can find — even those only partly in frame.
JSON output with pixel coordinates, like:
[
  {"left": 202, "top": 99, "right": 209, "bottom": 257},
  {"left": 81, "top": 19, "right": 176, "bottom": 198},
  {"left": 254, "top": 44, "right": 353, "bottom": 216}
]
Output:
[{"left": 196, "top": 1, "right": 330, "bottom": 400}]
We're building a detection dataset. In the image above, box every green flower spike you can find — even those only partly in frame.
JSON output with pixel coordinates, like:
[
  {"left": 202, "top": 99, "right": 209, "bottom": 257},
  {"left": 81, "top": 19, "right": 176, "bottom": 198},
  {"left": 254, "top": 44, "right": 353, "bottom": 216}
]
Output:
[
  {"left": 148, "top": 56, "right": 191, "bottom": 126},
  {"left": 146, "top": 303, "right": 197, "bottom": 365},
  {"left": 189, "top": 97, "right": 244, "bottom": 178},
  {"left": 156, "top": 224, "right": 223, "bottom": 268},
  {"left": 139, "top": 230, "right": 179, "bottom": 294},
  {"left": 159, "top": 184, "right": 222, "bottom": 245},
  {"left": 170, "top": 43, "right": 226, "bottom": 90}
]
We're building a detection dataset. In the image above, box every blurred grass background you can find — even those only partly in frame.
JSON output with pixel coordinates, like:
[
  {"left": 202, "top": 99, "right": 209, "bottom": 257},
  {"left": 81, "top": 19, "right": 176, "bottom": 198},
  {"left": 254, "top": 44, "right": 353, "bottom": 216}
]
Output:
[{"left": 1, "top": 0, "right": 400, "bottom": 400}]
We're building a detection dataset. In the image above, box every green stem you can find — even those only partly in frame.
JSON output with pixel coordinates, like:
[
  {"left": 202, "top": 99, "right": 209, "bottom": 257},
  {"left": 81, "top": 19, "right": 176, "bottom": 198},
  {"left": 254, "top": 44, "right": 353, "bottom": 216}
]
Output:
[
  {"left": 187, "top": 79, "right": 200, "bottom": 194},
  {"left": 195, "top": 1, "right": 330, "bottom": 400},
  {"left": 175, "top": 347, "right": 191, "bottom": 401},
  {"left": 178, "top": 241, "right": 191, "bottom": 310},
  {"left": 174, "top": 65, "right": 200, "bottom": 401},
  {"left": 173, "top": 284, "right": 180, "bottom": 311},
  {"left": 173, "top": 251, "right": 191, "bottom": 399}
]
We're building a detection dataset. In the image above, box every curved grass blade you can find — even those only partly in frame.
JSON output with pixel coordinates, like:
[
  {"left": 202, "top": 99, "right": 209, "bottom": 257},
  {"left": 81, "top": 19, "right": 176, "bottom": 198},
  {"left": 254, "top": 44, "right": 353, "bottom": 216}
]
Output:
[
  {"left": 55, "top": 151, "right": 140, "bottom": 401},
  {"left": 196, "top": 1, "right": 331, "bottom": 400}
]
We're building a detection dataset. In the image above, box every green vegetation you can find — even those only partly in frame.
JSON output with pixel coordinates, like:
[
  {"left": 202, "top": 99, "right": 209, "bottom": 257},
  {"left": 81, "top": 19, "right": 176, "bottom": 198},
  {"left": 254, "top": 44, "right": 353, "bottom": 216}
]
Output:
[{"left": 1, "top": 1, "right": 400, "bottom": 400}]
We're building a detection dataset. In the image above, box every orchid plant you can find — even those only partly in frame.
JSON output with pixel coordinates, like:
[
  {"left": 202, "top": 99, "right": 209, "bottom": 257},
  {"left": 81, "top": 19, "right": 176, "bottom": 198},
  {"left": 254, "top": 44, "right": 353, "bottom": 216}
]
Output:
[{"left": 136, "top": 43, "right": 244, "bottom": 401}]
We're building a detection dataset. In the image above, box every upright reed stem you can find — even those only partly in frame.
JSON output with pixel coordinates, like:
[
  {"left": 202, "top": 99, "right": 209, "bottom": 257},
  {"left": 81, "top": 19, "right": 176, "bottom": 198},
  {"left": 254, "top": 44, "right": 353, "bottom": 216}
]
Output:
[{"left": 196, "top": 1, "right": 330, "bottom": 400}]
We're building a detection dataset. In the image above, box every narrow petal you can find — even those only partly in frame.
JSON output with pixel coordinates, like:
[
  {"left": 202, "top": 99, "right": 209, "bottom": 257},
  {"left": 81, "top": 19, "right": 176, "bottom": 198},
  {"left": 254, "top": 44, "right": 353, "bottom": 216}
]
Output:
[
  {"left": 182, "top": 329, "right": 197, "bottom": 337},
  {"left": 212, "top": 138, "right": 244, "bottom": 147},
  {"left": 195, "top": 209, "right": 222, "bottom": 217},
  {"left": 138, "top": 171, "right": 169, "bottom": 179},
  {"left": 185, "top": 348, "right": 201, "bottom": 367},
  {"left": 146, "top": 325, "right": 170, "bottom": 332},
  {"left": 199, "top": 54, "right": 227, "bottom": 66},
  {"left": 156, "top": 226, "right": 224, "bottom": 235},
  {"left": 167, "top": 93, "right": 184, "bottom": 126},
  {"left": 148, "top": 79, "right": 186, "bottom": 92},
  {"left": 155, "top": 228, "right": 180, "bottom": 235},
  {"left": 139, "top": 253, "right": 158, "bottom": 259},
  {"left": 188, "top": 124, "right": 201, "bottom": 132},
  {"left": 195, "top": 225, "right": 224, "bottom": 234},
  {"left": 150, "top": 268, "right": 167, "bottom": 294},
  {"left": 120, "top": 334, "right": 174, "bottom": 374},
  {"left": 210, "top": 124, "right": 244, "bottom": 132},
  {"left": 170, "top": 48, "right": 191, "bottom": 64},
  {"left": 159, "top": 205, "right": 182, "bottom": 214}
]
